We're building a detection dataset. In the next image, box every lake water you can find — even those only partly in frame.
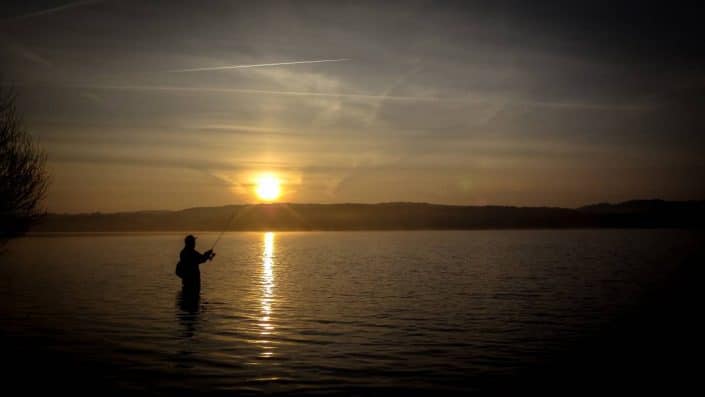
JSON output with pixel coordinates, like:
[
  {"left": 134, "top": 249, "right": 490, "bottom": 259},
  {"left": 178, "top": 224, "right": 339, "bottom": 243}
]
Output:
[{"left": 1, "top": 230, "right": 702, "bottom": 395}]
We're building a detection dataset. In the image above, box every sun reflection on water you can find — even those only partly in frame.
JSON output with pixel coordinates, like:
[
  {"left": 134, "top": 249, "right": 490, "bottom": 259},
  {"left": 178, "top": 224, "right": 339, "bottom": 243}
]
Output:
[{"left": 259, "top": 232, "right": 275, "bottom": 357}]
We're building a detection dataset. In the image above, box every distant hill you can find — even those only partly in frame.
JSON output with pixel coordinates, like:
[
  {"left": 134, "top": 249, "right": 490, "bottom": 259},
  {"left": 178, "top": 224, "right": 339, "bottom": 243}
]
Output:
[
  {"left": 576, "top": 199, "right": 705, "bottom": 228},
  {"left": 29, "top": 200, "right": 705, "bottom": 232}
]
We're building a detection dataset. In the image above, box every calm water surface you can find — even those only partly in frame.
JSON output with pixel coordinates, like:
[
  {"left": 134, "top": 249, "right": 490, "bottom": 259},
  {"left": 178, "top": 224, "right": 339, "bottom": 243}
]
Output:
[{"left": 1, "top": 230, "right": 702, "bottom": 394}]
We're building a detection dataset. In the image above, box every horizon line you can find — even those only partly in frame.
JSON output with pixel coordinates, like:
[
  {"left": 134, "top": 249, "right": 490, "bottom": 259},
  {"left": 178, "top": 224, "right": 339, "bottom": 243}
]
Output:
[{"left": 44, "top": 198, "right": 699, "bottom": 216}]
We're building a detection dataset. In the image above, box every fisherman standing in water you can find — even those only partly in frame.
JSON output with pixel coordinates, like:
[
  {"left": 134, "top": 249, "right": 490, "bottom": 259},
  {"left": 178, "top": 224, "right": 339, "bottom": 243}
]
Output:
[{"left": 176, "top": 234, "right": 215, "bottom": 292}]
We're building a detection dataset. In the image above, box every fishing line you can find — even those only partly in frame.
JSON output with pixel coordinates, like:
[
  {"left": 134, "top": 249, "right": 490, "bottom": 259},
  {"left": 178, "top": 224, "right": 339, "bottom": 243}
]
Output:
[
  {"left": 210, "top": 205, "right": 255, "bottom": 251},
  {"left": 211, "top": 209, "right": 237, "bottom": 251}
]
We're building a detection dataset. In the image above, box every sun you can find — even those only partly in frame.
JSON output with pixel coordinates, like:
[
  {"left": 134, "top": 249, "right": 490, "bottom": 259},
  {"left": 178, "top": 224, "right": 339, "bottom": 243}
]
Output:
[{"left": 255, "top": 174, "right": 281, "bottom": 201}]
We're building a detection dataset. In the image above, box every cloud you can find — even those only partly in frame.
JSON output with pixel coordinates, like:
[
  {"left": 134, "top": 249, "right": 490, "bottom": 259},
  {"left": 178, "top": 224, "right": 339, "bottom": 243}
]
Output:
[
  {"left": 66, "top": 83, "right": 452, "bottom": 102},
  {"left": 0, "top": 35, "right": 53, "bottom": 67},
  {"left": 166, "top": 58, "right": 351, "bottom": 72},
  {"left": 24, "top": 81, "right": 652, "bottom": 111},
  {"left": 4, "top": 0, "right": 106, "bottom": 21}
]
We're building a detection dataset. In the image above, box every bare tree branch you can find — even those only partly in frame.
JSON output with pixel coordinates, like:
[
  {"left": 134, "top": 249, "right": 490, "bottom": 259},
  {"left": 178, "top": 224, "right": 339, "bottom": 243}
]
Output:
[{"left": 1, "top": 84, "right": 49, "bottom": 243}]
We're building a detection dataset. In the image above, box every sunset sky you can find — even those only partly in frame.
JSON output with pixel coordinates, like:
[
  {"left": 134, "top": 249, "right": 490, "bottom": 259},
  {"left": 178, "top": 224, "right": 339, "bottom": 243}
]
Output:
[{"left": 2, "top": 1, "right": 703, "bottom": 213}]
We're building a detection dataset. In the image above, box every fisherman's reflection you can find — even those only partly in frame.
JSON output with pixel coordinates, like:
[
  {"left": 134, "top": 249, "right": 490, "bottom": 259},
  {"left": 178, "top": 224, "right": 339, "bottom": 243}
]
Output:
[
  {"left": 176, "top": 288, "right": 202, "bottom": 338},
  {"left": 174, "top": 288, "right": 204, "bottom": 369}
]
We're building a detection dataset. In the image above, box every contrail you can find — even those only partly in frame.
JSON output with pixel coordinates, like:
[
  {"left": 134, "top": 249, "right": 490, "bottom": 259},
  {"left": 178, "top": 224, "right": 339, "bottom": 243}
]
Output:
[{"left": 167, "top": 58, "right": 351, "bottom": 73}]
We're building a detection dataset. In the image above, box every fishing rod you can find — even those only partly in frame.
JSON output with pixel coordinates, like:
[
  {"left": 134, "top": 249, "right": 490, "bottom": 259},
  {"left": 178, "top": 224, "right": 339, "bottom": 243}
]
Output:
[
  {"left": 210, "top": 208, "right": 239, "bottom": 251},
  {"left": 209, "top": 204, "right": 257, "bottom": 251}
]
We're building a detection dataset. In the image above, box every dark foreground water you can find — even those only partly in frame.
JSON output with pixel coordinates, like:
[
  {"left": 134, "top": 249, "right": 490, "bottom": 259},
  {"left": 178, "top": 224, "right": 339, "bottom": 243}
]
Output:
[{"left": 1, "top": 230, "right": 702, "bottom": 395}]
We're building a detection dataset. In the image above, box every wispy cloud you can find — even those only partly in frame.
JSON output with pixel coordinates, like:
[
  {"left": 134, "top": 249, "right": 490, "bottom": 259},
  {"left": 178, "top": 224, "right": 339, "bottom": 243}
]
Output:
[
  {"left": 51, "top": 151, "right": 283, "bottom": 172},
  {"left": 65, "top": 83, "right": 453, "bottom": 102},
  {"left": 0, "top": 35, "right": 53, "bottom": 67},
  {"left": 4, "top": 0, "right": 106, "bottom": 21},
  {"left": 167, "top": 58, "right": 351, "bottom": 73},
  {"left": 5, "top": 79, "right": 652, "bottom": 111},
  {"left": 61, "top": 82, "right": 651, "bottom": 110}
]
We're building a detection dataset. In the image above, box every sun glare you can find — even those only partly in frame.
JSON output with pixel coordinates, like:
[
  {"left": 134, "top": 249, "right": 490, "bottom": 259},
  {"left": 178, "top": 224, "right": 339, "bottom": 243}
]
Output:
[{"left": 255, "top": 174, "right": 281, "bottom": 201}]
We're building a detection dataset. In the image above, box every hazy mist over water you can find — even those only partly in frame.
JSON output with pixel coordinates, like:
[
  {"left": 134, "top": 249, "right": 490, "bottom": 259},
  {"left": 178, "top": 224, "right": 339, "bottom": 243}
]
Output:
[{"left": 1, "top": 230, "right": 702, "bottom": 394}]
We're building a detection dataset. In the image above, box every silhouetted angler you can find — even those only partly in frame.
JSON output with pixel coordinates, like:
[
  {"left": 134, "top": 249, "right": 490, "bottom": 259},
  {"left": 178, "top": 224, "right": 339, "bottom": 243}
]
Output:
[{"left": 176, "top": 234, "right": 215, "bottom": 291}]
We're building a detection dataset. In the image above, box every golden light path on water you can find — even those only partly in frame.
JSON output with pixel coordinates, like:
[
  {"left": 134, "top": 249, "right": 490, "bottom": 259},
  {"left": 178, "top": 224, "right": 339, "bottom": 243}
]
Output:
[{"left": 259, "top": 232, "right": 275, "bottom": 358}]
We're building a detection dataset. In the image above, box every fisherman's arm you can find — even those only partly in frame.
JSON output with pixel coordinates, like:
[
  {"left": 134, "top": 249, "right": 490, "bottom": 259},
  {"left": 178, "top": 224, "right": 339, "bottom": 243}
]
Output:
[{"left": 198, "top": 249, "right": 215, "bottom": 263}]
